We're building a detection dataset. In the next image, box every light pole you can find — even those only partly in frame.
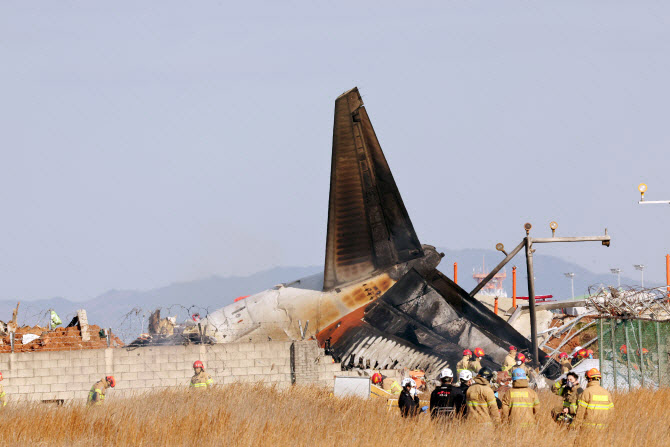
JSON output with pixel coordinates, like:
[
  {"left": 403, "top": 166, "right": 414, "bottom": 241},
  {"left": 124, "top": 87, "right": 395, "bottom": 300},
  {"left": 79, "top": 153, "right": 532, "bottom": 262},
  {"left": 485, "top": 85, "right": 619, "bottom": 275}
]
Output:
[
  {"left": 564, "top": 272, "right": 575, "bottom": 299},
  {"left": 610, "top": 268, "right": 622, "bottom": 287},
  {"left": 633, "top": 264, "right": 646, "bottom": 287}
]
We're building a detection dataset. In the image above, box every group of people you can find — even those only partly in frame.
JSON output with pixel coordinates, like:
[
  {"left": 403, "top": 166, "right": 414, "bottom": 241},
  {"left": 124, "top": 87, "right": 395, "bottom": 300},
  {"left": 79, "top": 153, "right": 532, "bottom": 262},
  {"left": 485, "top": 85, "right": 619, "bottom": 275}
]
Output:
[{"left": 396, "top": 345, "right": 615, "bottom": 429}]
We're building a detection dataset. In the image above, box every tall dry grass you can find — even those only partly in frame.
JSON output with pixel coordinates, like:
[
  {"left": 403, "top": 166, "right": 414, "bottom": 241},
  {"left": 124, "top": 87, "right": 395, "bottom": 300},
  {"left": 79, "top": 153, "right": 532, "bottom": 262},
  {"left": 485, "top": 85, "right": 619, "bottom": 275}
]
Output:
[{"left": 0, "top": 383, "right": 667, "bottom": 446}]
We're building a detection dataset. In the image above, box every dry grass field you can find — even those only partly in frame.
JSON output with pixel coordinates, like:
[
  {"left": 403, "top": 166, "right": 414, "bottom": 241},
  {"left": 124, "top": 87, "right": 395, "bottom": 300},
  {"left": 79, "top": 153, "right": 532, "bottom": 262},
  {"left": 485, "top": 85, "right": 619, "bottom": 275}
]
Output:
[{"left": 0, "top": 383, "right": 667, "bottom": 446}]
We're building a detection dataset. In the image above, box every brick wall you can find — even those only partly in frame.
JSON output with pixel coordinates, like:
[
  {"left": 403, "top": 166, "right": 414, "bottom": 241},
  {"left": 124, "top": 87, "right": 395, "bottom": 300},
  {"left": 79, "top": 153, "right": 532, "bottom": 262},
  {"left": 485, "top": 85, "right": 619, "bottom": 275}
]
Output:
[{"left": 0, "top": 340, "right": 342, "bottom": 402}]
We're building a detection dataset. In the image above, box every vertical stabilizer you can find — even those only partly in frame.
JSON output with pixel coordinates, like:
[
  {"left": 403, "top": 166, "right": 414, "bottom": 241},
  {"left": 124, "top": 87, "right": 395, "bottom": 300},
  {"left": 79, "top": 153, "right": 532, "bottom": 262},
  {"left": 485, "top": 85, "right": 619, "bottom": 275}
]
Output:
[{"left": 323, "top": 88, "right": 423, "bottom": 290}]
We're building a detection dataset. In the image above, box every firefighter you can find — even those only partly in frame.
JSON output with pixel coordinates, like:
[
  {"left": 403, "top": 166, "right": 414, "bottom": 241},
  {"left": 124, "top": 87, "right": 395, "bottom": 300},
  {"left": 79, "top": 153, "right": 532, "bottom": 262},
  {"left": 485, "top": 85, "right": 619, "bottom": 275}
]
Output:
[
  {"left": 514, "top": 353, "right": 529, "bottom": 374},
  {"left": 87, "top": 376, "right": 115, "bottom": 406},
  {"left": 0, "top": 372, "right": 6, "bottom": 407},
  {"left": 470, "top": 348, "right": 485, "bottom": 373},
  {"left": 466, "top": 367, "right": 500, "bottom": 424},
  {"left": 502, "top": 346, "right": 517, "bottom": 372},
  {"left": 495, "top": 370, "right": 512, "bottom": 397},
  {"left": 573, "top": 368, "right": 614, "bottom": 429},
  {"left": 398, "top": 378, "right": 420, "bottom": 418},
  {"left": 430, "top": 368, "right": 455, "bottom": 420},
  {"left": 371, "top": 372, "right": 383, "bottom": 386},
  {"left": 457, "top": 349, "right": 473, "bottom": 375},
  {"left": 637, "top": 348, "right": 654, "bottom": 369},
  {"left": 383, "top": 376, "right": 402, "bottom": 395},
  {"left": 558, "top": 352, "right": 571, "bottom": 375},
  {"left": 190, "top": 360, "right": 214, "bottom": 389},
  {"left": 450, "top": 370, "right": 473, "bottom": 417},
  {"left": 500, "top": 368, "right": 539, "bottom": 425},
  {"left": 551, "top": 371, "right": 583, "bottom": 423}
]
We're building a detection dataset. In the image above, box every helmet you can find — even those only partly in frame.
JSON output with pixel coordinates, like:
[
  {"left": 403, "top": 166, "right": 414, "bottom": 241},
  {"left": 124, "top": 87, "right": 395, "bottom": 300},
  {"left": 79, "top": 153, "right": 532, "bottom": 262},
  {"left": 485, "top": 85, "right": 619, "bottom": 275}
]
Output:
[
  {"left": 474, "top": 348, "right": 485, "bottom": 358},
  {"left": 106, "top": 376, "right": 116, "bottom": 388},
  {"left": 193, "top": 360, "right": 204, "bottom": 369},
  {"left": 577, "top": 349, "right": 588, "bottom": 359},
  {"left": 511, "top": 368, "right": 527, "bottom": 381},
  {"left": 638, "top": 348, "right": 649, "bottom": 356},
  {"left": 516, "top": 353, "right": 526, "bottom": 363},
  {"left": 558, "top": 352, "right": 568, "bottom": 359},
  {"left": 0, "top": 371, "right": 3, "bottom": 381},
  {"left": 509, "top": 345, "right": 517, "bottom": 352},
  {"left": 620, "top": 345, "right": 627, "bottom": 354},
  {"left": 585, "top": 368, "right": 601, "bottom": 380},
  {"left": 586, "top": 349, "right": 594, "bottom": 357},
  {"left": 371, "top": 372, "right": 383, "bottom": 384},
  {"left": 463, "top": 349, "right": 473, "bottom": 356},
  {"left": 459, "top": 370, "right": 473, "bottom": 382},
  {"left": 478, "top": 367, "right": 494, "bottom": 381},
  {"left": 496, "top": 370, "right": 511, "bottom": 384},
  {"left": 438, "top": 368, "right": 453, "bottom": 380},
  {"left": 401, "top": 378, "right": 416, "bottom": 388}
]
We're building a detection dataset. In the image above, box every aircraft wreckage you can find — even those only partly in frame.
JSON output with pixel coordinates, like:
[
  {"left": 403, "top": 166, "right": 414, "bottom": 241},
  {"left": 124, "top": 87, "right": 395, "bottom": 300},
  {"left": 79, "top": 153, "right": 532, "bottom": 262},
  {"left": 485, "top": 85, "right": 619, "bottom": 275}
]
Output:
[{"left": 199, "top": 87, "right": 561, "bottom": 379}]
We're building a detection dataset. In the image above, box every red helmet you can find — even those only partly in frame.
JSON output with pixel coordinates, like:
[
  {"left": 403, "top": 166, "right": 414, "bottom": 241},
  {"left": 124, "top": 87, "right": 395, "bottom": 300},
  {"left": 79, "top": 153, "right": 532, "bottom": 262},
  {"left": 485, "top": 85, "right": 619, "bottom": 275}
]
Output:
[
  {"left": 620, "top": 345, "right": 627, "bottom": 354},
  {"left": 637, "top": 348, "right": 649, "bottom": 355},
  {"left": 463, "top": 349, "right": 473, "bottom": 356},
  {"left": 585, "top": 368, "right": 601, "bottom": 380},
  {"left": 509, "top": 345, "right": 517, "bottom": 352},
  {"left": 516, "top": 353, "right": 526, "bottom": 362},
  {"left": 193, "top": 360, "right": 204, "bottom": 369},
  {"left": 474, "top": 348, "right": 485, "bottom": 358},
  {"left": 558, "top": 352, "right": 568, "bottom": 359},
  {"left": 0, "top": 371, "right": 3, "bottom": 381},
  {"left": 371, "top": 372, "right": 383, "bottom": 384},
  {"left": 106, "top": 376, "right": 116, "bottom": 388},
  {"left": 577, "top": 349, "right": 588, "bottom": 359}
]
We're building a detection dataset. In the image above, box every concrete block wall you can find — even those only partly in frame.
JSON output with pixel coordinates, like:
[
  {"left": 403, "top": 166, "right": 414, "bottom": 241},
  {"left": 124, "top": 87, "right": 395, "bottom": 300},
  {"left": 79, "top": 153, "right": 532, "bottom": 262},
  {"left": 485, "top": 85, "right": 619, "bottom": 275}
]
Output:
[{"left": 0, "top": 340, "right": 342, "bottom": 402}]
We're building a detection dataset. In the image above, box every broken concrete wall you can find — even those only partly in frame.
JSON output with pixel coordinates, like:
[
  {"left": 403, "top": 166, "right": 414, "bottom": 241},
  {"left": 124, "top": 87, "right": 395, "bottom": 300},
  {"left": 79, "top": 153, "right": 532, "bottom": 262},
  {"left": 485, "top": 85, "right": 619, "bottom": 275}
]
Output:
[{"left": 0, "top": 340, "right": 341, "bottom": 402}]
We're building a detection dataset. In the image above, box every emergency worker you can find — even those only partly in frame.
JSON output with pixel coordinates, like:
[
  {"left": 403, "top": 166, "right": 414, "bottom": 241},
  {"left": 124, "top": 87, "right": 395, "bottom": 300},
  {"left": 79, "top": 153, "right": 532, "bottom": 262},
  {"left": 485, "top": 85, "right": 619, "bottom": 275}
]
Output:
[
  {"left": 0, "top": 372, "right": 6, "bottom": 407},
  {"left": 457, "top": 349, "right": 473, "bottom": 375},
  {"left": 190, "top": 360, "right": 214, "bottom": 389},
  {"left": 430, "top": 368, "right": 455, "bottom": 419},
  {"left": 87, "top": 376, "right": 115, "bottom": 406},
  {"left": 500, "top": 369, "right": 539, "bottom": 425},
  {"left": 383, "top": 376, "right": 402, "bottom": 395},
  {"left": 573, "top": 368, "right": 614, "bottom": 429},
  {"left": 637, "top": 348, "right": 653, "bottom": 369},
  {"left": 450, "top": 370, "right": 473, "bottom": 417},
  {"left": 558, "top": 353, "right": 571, "bottom": 375},
  {"left": 495, "top": 370, "right": 512, "bottom": 397},
  {"left": 514, "top": 353, "right": 529, "bottom": 374},
  {"left": 371, "top": 372, "right": 383, "bottom": 386},
  {"left": 469, "top": 348, "right": 485, "bottom": 373},
  {"left": 466, "top": 368, "right": 500, "bottom": 424},
  {"left": 502, "top": 346, "right": 517, "bottom": 372},
  {"left": 398, "top": 378, "right": 420, "bottom": 418},
  {"left": 551, "top": 372, "right": 582, "bottom": 423}
]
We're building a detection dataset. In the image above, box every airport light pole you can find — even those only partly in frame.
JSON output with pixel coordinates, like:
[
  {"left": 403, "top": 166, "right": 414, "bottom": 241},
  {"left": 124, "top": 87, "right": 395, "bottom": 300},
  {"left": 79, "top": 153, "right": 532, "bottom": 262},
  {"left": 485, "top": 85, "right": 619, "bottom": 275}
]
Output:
[
  {"left": 472, "top": 221, "right": 610, "bottom": 368},
  {"left": 637, "top": 183, "right": 670, "bottom": 205},
  {"left": 634, "top": 264, "right": 646, "bottom": 287},
  {"left": 610, "top": 268, "right": 622, "bottom": 287},
  {"left": 564, "top": 273, "right": 575, "bottom": 299}
]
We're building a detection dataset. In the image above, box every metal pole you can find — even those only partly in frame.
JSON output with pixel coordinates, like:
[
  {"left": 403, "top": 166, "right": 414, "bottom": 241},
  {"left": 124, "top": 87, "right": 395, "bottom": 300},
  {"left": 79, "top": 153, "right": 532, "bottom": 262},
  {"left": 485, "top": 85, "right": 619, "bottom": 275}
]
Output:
[
  {"left": 524, "top": 237, "right": 538, "bottom": 367},
  {"left": 571, "top": 277, "right": 575, "bottom": 300},
  {"left": 611, "top": 319, "right": 617, "bottom": 392},
  {"left": 638, "top": 320, "right": 645, "bottom": 387},
  {"left": 666, "top": 254, "right": 670, "bottom": 300},
  {"left": 618, "top": 272, "right": 621, "bottom": 287},
  {"left": 641, "top": 270, "right": 644, "bottom": 288},
  {"left": 512, "top": 266, "right": 517, "bottom": 308},
  {"left": 106, "top": 328, "right": 111, "bottom": 347},
  {"left": 10, "top": 332, "right": 14, "bottom": 353},
  {"left": 599, "top": 318, "right": 604, "bottom": 380},
  {"left": 656, "top": 321, "right": 662, "bottom": 387},
  {"left": 470, "top": 239, "right": 526, "bottom": 297},
  {"left": 454, "top": 262, "right": 458, "bottom": 285},
  {"left": 624, "top": 321, "right": 632, "bottom": 391}
]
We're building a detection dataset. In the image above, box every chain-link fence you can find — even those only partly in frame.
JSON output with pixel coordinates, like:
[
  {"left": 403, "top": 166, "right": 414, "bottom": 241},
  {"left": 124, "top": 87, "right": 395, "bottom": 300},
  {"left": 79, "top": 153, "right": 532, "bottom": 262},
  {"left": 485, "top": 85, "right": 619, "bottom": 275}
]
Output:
[{"left": 597, "top": 318, "right": 670, "bottom": 391}]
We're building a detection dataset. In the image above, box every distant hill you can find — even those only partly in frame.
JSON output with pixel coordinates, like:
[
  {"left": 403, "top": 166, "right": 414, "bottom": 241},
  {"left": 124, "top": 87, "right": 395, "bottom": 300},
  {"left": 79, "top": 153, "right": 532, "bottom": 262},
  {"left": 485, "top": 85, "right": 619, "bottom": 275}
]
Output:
[{"left": 0, "top": 250, "right": 648, "bottom": 342}]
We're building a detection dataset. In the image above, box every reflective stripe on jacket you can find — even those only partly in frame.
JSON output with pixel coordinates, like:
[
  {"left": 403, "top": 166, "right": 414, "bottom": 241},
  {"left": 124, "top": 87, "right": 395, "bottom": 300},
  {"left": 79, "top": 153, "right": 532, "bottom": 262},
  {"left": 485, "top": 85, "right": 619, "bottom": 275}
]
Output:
[
  {"left": 500, "top": 379, "right": 539, "bottom": 425},
  {"left": 456, "top": 357, "right": 471, "bottom": 374},
  {"left": 502, "top": 354, "right": 516, "bottom": 372},
  {"left": 87, "top": 380, "right": 107, "bottom": 406},
  {"left": 465, "top": 377, "right": 500, "bottom": 424},
  {"left": 190, "top": 371, "right": 213, "bottom": 389}
]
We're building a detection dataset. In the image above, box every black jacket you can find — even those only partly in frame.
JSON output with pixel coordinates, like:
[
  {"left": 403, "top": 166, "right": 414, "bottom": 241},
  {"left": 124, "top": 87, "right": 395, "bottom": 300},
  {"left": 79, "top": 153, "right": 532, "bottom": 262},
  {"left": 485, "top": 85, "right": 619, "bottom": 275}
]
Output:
[
  {"left": 449, "top": 384, "right": 468, "bottom": 417},
  {"left": 429, "top": 384, "right": 455, "bottom": 419},
  {"left": 398, "top": 389, "right": 420, "bottom": 418}
]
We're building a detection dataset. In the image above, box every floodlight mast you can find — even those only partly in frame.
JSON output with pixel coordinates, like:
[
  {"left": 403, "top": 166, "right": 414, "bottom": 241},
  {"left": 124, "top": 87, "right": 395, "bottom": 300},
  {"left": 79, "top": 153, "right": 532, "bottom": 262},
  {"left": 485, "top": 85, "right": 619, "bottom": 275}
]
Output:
[
  {"left": 610, "top": 268, "right": 622, "bottom": 287},
  {"left": 638, "top": 183, "right": 670, "bottom": 205}
]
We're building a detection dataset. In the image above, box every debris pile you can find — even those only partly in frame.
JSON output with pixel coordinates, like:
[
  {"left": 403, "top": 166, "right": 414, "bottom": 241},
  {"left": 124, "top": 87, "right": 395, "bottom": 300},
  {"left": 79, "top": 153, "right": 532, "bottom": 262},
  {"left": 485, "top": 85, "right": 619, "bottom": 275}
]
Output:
[{"left": 126, "top": 309, "right": 215, "bottom": 347}]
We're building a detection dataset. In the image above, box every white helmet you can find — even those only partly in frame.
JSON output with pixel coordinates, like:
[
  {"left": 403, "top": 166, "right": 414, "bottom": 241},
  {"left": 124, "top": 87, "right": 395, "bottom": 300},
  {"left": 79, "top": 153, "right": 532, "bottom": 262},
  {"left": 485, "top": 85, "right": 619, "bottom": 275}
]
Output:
[
  {"left": 459, "top": 370, "right": 473, "bottom": 381},
  {"left": 401, "top": 378, "right": 416, "bottom": 388},
  {"left": 438, "top": 368, "right": 453, "bottom": 380}
]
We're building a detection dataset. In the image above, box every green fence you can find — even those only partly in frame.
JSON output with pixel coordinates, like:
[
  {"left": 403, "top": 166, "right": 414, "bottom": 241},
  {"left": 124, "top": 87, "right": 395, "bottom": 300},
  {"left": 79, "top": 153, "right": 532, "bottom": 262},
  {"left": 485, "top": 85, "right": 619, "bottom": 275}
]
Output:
[{"left": 597, "top": 318, "right": 670, "bottom": 390}]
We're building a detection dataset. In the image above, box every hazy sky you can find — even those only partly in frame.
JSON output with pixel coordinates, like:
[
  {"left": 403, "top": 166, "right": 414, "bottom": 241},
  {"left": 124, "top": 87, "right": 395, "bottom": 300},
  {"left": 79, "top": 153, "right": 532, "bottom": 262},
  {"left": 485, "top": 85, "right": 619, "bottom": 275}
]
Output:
[{"left": 2, "top": 1, "right": 669, "bottom": 301}]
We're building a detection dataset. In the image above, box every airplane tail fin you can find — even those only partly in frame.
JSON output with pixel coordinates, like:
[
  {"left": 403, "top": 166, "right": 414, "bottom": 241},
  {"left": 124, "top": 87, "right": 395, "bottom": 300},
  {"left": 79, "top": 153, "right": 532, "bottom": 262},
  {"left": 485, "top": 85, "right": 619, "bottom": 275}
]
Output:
[{"left": 323, "top": 88, "right": 423, "bottom": 290}]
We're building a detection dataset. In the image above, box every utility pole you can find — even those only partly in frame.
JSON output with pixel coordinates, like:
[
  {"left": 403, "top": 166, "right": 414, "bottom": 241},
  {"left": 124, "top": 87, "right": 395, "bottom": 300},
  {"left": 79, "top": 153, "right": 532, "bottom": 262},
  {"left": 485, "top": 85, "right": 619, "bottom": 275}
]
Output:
[
  {"left": 638, "top": 183, "right": 670, "bottom": 205},
  {"left": 634, "top": 264, "right": 646, "bottom": 287},
  {"left": 472, "top": 221, "right": 610, "bottom": 368},
  {"left": 564, "top": 272, "right": 575, "bottom": 299},
  {"left": 610, "top": 268, "right": 621, "bottom": 287}
]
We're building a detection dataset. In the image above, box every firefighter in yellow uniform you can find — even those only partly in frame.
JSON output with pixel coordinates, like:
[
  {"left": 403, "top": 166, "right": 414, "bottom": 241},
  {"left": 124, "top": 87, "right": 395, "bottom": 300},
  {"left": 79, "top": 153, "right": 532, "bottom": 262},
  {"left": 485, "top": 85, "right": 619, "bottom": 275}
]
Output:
[
  {"left": 502, "top": 346, "right": 517, "bottom": 372},
  {"left": 573, "top": 368, "right": 613, "bottom": 429},
  {"left": 0, "top": 372, "right": 6, "bottom": 407},
  {"left": 466, "top": 368, "right": 500, "bottom": 424},
  {"left": 558, "top": 353, "right": 571, "bottom": 375},
  {"left": 87, "top": 376, "right": 115, "bottom": 406},
  {"left": 457, "top": 350, "right": 473, "bottom": 375},
  {"left": 469, "top": 348, "right": 485, "bottom": 373},
  {"left": 551, "top": 371, "right": 583, "bottom": 423},
  {"left": 500, "top": 368, "right": 539, "bottom": 426},
  {"left": 190, "top": 360, "right": 214, "bottom": 389}
]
